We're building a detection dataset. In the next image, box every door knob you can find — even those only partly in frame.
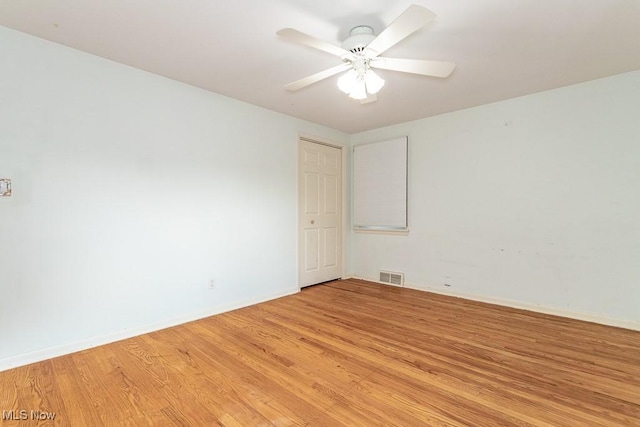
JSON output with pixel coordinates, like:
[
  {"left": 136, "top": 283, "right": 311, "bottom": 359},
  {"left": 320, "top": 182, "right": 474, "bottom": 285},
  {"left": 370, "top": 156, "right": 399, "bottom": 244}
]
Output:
[{"left": 311, "top": 220, "right": 315, "bottom": 224}]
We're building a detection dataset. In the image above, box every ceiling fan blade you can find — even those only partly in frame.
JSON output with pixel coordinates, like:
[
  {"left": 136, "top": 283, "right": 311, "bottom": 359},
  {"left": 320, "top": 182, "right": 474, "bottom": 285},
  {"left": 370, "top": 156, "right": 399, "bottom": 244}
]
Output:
[
  {"left": 284, "top": 63, "right": 351, "bottom": 91},
  {"left": 365, "top": 5, "right": 436, "bottom": 57},
  {"left": 371, "top": 58, "right": 455, "bottom": 78},
  {"left": 277, "top": 28, "right": 352, "bottom": 58}
]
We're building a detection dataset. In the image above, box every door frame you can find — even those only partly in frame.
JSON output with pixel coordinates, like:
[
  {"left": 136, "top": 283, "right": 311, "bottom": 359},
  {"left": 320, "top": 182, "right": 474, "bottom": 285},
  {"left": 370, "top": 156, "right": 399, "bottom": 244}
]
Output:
[{"left": 297, "top": 134, "right": 348, "bottom": 288}]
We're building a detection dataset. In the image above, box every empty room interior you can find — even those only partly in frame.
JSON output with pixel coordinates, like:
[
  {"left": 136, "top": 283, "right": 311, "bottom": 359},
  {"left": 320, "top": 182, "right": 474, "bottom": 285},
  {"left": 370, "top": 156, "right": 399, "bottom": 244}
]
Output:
[{"left": 1, "top": 1, "right": 639, "bottom": 426}]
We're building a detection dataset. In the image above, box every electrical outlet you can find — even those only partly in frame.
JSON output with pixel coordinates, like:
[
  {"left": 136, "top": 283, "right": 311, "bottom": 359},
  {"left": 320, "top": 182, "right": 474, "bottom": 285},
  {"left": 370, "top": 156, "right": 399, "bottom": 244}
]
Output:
[
  {"left": 209, "top": 279, "right": 215, "bottom": 290},
  {"left": 0, "top": 179, "right": 11, "bottom": 197}
]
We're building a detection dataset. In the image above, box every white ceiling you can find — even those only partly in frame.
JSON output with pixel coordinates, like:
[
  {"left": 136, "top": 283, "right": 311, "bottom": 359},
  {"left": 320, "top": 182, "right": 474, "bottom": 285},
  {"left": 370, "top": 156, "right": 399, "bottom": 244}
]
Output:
[{"left": 2, "top": 0, "right": 640, "bottom": 134}]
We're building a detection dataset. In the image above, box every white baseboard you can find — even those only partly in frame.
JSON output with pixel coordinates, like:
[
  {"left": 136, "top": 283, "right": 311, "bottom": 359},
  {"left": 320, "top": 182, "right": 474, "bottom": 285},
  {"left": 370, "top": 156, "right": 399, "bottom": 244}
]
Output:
[
  {"left": 0, "top": 288, "right": 299, "bottom": 373},
  {"left": 348, "top": 275, "right": 640, "bottom": 332}
]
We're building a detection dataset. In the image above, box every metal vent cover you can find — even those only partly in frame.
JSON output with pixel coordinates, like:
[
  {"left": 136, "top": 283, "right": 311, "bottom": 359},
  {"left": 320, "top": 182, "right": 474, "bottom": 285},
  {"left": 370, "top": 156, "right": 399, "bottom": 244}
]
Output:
[{"left": 379, "top": 270, "right": 404, "bottom": 287}]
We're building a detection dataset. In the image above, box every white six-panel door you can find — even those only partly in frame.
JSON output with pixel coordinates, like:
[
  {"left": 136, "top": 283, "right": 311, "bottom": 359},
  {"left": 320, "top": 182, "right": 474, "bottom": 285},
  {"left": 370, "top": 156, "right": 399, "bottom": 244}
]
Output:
[{"left": 298, "top": 139, "right": 342, "bottom": 287}]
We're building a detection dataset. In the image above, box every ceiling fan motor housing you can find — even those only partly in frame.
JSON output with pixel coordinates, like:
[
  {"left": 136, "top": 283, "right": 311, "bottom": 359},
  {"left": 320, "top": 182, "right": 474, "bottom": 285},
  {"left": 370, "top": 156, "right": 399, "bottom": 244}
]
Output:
[{"left": 341, "top": 26, "right": 376, "bottom": 54}]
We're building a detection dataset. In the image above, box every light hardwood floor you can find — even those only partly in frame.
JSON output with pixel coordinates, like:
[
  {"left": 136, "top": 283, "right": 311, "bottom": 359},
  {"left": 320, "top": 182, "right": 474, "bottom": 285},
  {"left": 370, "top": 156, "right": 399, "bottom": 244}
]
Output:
[{"left": 1, "top": 279, "right": 639, "bottom": 426}]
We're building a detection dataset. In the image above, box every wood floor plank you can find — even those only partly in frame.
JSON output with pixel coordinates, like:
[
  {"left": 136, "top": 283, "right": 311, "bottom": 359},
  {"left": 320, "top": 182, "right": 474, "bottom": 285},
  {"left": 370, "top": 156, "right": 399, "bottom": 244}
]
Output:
[
  {"left": 256, "top": 297, "right": 577, "bottom": 425},
  {"left": 1, "top": 279, "right": 639, "bottom": 426},
  {"left": 280, "top": 285, "right": 640, "bottom": 421}
]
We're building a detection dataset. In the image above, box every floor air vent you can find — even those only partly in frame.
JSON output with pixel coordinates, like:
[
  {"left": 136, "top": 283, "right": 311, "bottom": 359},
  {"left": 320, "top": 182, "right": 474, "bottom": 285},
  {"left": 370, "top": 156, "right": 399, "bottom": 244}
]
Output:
[{"left": 379, "top": 271, "right": 404, "bottom": 287}]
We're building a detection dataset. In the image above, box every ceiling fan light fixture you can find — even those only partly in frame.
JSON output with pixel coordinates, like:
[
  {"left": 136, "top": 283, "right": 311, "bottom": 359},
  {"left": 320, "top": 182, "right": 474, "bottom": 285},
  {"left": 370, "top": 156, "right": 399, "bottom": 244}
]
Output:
[
  {"left": 348, "top": 80, "right": 368, "bottom": 100},
  {"left": 364, "top": 69, "right": 385, "bottom": 94},
  {"left": 337, "top": 69, "right": 358, "bottom": 94},
  {"left": 338, "top": 67, "right": 384, "bottom": 99}
]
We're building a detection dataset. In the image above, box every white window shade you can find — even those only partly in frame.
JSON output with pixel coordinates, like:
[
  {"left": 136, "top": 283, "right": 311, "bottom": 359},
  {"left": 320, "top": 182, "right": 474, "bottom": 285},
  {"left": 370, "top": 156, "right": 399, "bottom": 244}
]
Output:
[{"left": 353, "top": 137, "right": 408, "bottom": 230}]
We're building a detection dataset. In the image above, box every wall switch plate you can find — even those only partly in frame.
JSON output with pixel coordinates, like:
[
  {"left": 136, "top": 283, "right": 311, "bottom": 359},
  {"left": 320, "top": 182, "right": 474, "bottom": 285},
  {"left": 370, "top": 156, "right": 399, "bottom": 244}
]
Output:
[
  {"left": 0, "top": 179, "right": 11, "bottom": 197},
  {"left": 209, "top": 279, "right": 215, "bottom": 290}
]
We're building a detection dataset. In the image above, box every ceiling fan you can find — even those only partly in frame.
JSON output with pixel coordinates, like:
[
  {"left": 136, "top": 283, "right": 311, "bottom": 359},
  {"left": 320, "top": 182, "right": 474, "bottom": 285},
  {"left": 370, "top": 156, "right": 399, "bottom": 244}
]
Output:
[{"left": 277, "top": 4, "right": 455, "bottom": 103}]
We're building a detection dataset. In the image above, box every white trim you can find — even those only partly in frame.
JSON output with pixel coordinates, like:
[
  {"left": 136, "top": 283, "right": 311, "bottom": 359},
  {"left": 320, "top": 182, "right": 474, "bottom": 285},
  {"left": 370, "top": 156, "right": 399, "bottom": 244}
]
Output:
[
  {"left": 341, "top": 142, "right": 348, "bottom": 280},
  {"left": 349, "top": 275, "right": 640, "bottom": 332},
  {"left": 298, "top": 133, "right": 345, "bottom": 149},
  {"left": 0, "top": 288, "right": 298, "bottom": 373},
  {"left": 353, "top": 228, "right": 409, "bottom": 236}
]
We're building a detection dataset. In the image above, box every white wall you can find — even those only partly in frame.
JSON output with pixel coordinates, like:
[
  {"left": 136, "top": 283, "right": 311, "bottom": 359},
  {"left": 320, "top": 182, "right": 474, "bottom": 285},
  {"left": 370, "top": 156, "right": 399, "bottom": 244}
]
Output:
[
  {"left": 0, "top": 26, "right": 348, "bottom": 370},
  {"left": 350, "top": 71, "right": 640, "bottom": 329}
]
